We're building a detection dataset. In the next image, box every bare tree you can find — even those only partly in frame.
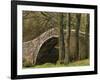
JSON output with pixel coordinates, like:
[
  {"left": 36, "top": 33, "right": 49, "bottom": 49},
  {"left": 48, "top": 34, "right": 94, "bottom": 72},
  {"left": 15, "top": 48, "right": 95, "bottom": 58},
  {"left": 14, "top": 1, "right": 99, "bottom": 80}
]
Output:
[
  {"left": 85, "top": 14, "right": 90, "bottom": 58},
  {"left": 64, "top": 13, "right": 71, "bottom": 64},
  {"left": 75, "top": 14, "right": 81, "bottom": 60},
  {"left": 59, "top": 13, "right": 65, "bottom": 64}
]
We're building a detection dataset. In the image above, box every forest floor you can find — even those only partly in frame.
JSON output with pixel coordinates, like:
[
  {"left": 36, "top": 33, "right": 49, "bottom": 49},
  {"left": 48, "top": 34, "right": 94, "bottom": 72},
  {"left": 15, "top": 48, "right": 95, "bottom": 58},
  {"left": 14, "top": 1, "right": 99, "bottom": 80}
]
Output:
[{"left": 32, "top": 59, "right": 89, "bottom": 68}]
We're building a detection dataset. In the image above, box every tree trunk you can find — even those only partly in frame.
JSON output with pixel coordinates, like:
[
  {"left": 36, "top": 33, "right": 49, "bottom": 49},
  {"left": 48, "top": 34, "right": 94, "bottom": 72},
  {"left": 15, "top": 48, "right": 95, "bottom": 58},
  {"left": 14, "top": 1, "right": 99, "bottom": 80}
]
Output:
[
  {"left": 59, "top": 13, "right": 65, "bottom": 64},
  {"left": 64, "top": 13, "right": 70, "bottom": 64},
  {"left": 75, "top": 14, "right": 81, "bottom": 60},
  {"left": 85, "top": 14, "right": 90, "bottom": 58}
]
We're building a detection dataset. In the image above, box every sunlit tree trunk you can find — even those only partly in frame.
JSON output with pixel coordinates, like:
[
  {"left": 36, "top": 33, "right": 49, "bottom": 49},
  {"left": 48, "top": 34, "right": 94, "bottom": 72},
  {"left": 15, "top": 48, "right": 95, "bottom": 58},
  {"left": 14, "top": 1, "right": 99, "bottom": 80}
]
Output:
[{"left": 59, "top": 13, "right": 65, "bottom": 64}]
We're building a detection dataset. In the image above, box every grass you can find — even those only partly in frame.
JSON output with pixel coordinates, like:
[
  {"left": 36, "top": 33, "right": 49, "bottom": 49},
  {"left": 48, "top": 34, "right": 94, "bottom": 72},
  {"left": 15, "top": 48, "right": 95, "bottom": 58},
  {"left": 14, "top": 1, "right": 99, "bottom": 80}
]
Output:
[
  {"left": 67, "top": 59, "right": 89, "bottom": 66},
  {"left": 32, "top": 59, "right": 89, "bottom": 68}
]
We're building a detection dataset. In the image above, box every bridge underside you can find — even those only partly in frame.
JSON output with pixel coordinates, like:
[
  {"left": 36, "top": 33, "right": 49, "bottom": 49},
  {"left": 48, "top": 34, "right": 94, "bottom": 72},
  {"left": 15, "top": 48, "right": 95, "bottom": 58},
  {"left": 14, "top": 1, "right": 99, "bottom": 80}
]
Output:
[{"left": 35, "top": 37, "right": 59, "bottom": 65}]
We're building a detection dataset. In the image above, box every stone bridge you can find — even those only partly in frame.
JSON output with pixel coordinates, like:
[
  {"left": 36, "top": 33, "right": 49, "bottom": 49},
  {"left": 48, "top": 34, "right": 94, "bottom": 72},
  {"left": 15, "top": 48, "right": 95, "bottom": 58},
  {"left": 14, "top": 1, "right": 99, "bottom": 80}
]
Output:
[
  {"left": 23, "top": 28, "right": 89, "bottom": 67},
  {"left": 23, "top": 28, "right": 59, "bottom": 66}
]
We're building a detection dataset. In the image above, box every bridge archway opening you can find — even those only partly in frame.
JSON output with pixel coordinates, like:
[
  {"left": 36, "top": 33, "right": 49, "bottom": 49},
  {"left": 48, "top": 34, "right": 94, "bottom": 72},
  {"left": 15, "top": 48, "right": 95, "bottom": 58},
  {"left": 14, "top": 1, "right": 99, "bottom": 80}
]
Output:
[{"left": 35, "top": 37, "right": 59, "bottom": 65}]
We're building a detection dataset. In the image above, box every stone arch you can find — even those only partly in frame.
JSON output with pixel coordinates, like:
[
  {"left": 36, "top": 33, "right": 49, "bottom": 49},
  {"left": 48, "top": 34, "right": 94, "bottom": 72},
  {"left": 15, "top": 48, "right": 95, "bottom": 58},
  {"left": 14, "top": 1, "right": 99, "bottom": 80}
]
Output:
[{"left": 35, "top": 37, "right": 59, "bottom": 65}]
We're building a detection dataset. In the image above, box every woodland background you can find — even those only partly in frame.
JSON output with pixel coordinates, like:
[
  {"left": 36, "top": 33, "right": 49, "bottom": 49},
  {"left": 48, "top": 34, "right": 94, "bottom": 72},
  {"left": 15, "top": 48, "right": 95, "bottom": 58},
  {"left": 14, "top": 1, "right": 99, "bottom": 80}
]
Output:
[{"left": 23, "top": 11, "right": 89, "bottom": 67}]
